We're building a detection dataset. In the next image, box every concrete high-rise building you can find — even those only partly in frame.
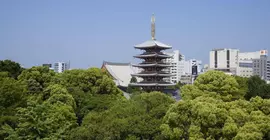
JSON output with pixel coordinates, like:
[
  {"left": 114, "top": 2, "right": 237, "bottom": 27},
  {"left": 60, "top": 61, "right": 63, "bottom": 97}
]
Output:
[
  {"left": 209, "top": 48, "right": 270, "bottom": 78},
  {"left": 209, "top": 48, "right": 239, "bottom": 75},
  {"left": 252, "top": 50, "right": 268, "bottom": 80},
  {"left": 237, "top": 50, "right": 265, "bottom": 77},
  {"left": 163, "top": 50, "right": 185, "bottom": 83},
  {"left": 267, "top": 59, "right": 270, "bottom": 81},
  {"left": 54, "top": 62, "right": 70, "bottom": 73}
]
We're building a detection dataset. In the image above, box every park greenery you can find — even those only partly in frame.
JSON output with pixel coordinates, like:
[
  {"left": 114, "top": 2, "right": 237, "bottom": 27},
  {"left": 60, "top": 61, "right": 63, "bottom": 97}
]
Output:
[{"left": 0, "top": 59, "right": 269, "bottom": 140}]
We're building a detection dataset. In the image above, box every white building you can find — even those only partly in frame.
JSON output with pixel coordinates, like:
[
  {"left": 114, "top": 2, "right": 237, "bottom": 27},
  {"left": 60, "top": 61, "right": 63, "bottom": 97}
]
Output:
[
  {"left": 164, "top": 50, "right": 185, "bottom": 83},
  {"left": 209, "top": 48, "right": 239, "bottom": 74},
  {"left": 201, "top": 64, "right": 209, "bottom": 73},
  {"left": 252, "top": 50, "right": 268, "bottom": 80},
  {"left": 54, "top": 62, "right": 70, "bottom": 73},
  {"left": 184, "top": 59, "right": 202, "bottom": 75},
  {"left": 209, "top": 48, "right": 269, "bottom": 78},
  {"left": 267, "top": 58, "right": 270, "bottom": 81},
  {"left": 237, "top": 51, "right": 262, "bottom": 77}
]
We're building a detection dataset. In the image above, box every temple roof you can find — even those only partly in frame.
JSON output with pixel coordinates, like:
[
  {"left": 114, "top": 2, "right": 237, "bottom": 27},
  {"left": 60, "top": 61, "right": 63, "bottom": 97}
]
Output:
[
  {"left": 102, "top": 61, "right": 140, "bottom": 87},
  {"left": 134, "top": 40, "right": 172, "bottom": 49}
]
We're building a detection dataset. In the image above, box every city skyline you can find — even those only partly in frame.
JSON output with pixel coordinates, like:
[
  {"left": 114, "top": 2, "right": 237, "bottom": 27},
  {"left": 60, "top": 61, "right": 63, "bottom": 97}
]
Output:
[{"left": 1, "top": 0, "right": 270, "bottom": 68}]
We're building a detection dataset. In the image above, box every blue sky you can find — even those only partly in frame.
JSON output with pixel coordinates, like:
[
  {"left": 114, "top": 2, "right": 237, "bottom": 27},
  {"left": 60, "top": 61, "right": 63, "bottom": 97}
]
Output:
[{"left": 1, "top": 0, "right": 270, "bottom": 68}]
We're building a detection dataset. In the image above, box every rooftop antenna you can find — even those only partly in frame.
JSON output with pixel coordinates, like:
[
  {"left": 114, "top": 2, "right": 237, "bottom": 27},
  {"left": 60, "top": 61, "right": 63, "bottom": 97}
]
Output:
[{"left": 151, "top": 13, "right": 156, "bottom": 40}]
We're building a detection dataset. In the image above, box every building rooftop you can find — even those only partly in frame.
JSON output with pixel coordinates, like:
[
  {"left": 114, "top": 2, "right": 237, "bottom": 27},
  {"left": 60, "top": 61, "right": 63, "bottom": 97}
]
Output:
[
  {"left": 102, "top": 61, "right": 138, "bottom": 87},
  {"left": 134, "top": 40, "right": 172, "bottom": 49},
  {"left": 211, "top": 48, "right": 239, "bottom": 51}
]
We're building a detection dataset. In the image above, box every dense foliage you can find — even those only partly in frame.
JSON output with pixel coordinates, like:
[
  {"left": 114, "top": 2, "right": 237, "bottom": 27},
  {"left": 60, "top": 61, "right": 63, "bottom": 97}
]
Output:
[
  {"left": 0, "top": 60, "right": 270, "bottom": 140},
  {"left": 0, "top": 60, "right": 24, "bottom": 79}
]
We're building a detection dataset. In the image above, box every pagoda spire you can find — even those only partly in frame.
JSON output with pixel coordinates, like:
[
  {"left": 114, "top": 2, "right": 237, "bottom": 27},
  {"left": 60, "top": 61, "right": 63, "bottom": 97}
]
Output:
[{"left": 151, "top": 13, "right": 156, "bottom": 40}]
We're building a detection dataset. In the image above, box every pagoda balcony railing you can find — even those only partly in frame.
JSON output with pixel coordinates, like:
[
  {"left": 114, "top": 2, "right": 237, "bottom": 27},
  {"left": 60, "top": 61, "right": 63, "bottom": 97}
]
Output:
[
  {"left": 141, "top": 62, "right": 170, "bottom": 65},
  {"left": 138, "top": 71, "right": 170, "bottom": 74},
  {"left": 139, "top": 81, "right": 171, "bottom": 84},
  {"left": 141, "top": 61, "right": 164, "bottom": 64},
  {"left": 140, "top": 52, "right": 165, "bottom": 55}
]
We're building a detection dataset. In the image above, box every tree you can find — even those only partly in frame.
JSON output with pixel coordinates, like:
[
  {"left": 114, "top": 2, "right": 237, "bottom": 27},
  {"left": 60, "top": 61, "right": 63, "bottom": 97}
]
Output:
[
  {"left": 245, "top": 75, "right": 266, "bottom": 100},
  {"left": 54, "top": 68, "right": 121, "bottom": 95},
  {"left": 18, "top": 66, "right": 55, "bottom": 94},
  {"left": 234, "top": 76, "right": 248, "bottom": 96},
  {"left": 258, "top": 84, "right": 270, "bottom": 99},
  {"left": 162, "top": 71, "right": 270, "bottom": 139},
  {"left": 53, "top": 68, "right": 123, "bottom": 125},
  {"left": 161, "top": 95, "right": 270, "bottom": 139},
  {"left": 175, "top": 81, "right": 185, "bottom": 90},
  {"left": 193, "top": 70, "right": 243, "bottom": 101},
  {"left": 0, "top": 60, "right": 24, "bottom": 79},
  {"left": 0, "top": 77, "right": 27, "bottom": 139},
  {"left": 68, "top": 92, "right": 175, "bottom": 140},
  {"left": 2, "top": 84, "right": 78, "bottom": 140},
  {"left": 0, "top": 77, "right": 26, "bottom": 109},
  {"left": 127, "top": 76, "right": 141, "bottom": 93}
]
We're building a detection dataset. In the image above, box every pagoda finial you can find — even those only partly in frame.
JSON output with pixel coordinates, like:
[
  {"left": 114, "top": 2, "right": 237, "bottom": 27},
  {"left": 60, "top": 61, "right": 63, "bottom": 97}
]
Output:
[{"left": 151, "top": 13, "right": 156, "bottom": 40}]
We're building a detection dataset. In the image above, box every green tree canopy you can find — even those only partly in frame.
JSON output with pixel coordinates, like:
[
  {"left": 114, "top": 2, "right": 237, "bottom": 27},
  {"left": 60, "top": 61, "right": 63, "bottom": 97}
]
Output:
[
  {"left": 0, "top": 60, "right": 24, "bottom": 79},
  {"left": 0, "top": 77, "right": 27, "bottom": 139},
  {"left": 127, "top": 76, "right": 141, "bottom": 94},
  {"left": 54, "top": 68, "right": 120, "bottom": 95},
  {"left": 193, "top": 70, "right": 243, "bottom": 101},
  {"left": 52, "top": 68, "right": 123, "bottom": 125},
  {"left": 245, "top": 75, "right": 267, "bottom": 100},
  {"left": 2, "top": 85, "right": 78, "bottom": 140},
  {"left": 161, "top": 96, "right": 270, "bottom": 139},
  {"left": 18, "top": 66, "right": 55, "bottom": 94},
  {"left": 234, "top": 76, "right": 248, "bottom": 96},
  {"left": 1, "top": 60, "right": 270, "bottom": 140},
  {"left": 69, "top": 92, "right": 175, "bottom": 140}
]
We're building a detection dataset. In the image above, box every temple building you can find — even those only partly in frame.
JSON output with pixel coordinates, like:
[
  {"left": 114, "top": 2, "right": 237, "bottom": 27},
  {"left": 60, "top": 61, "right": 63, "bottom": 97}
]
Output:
[
  {"left": 101, "top": 61, "right": 140, "bottom": 88},
  {"left": 129, "top": 14, "right": 176, "bottom": 91}
]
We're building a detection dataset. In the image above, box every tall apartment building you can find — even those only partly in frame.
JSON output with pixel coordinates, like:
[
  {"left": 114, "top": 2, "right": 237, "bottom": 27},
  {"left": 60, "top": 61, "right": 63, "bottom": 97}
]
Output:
[
  {"left": 54, "top": 62, "right": 70, "bottom": 73},
  {"left": 164, "top": 50, "right": 185, "bottom": 83},
  {"left": 209, "top": 48, "right": 239, "bottom": 75}
]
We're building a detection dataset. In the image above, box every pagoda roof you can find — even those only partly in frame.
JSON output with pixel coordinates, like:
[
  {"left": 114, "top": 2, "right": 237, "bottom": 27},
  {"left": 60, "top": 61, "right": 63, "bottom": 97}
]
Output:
[
  {"left": 134, "top": 53, "right": 172, "bottom": 58},
  {"left": 132, "top": 63, "right": 173, "bottom": 67},
  {"left": 134, "top": 40, "right": 172, "bottom": 49}
]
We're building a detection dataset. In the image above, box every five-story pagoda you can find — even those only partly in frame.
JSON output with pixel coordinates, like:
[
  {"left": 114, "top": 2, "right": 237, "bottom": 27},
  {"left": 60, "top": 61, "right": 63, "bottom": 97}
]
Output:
[{"left": 129, "top": 14, "right": 176, "bottom": 91}]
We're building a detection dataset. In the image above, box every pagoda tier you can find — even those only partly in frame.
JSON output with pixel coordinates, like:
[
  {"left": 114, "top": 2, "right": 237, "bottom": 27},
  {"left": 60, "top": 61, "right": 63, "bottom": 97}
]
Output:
[
  {"left": 132, "top": 63, "right": 173, "bottom": 68},
  {"left": 131, "top": 72, "right": 175, "bottom": 77},
  {"left": 134, "top": 52, "right": 172, "bottom": 59}
]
